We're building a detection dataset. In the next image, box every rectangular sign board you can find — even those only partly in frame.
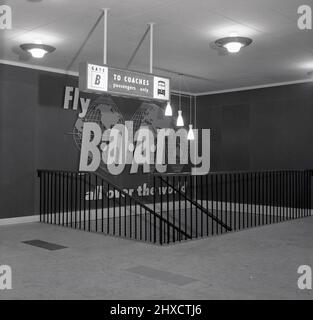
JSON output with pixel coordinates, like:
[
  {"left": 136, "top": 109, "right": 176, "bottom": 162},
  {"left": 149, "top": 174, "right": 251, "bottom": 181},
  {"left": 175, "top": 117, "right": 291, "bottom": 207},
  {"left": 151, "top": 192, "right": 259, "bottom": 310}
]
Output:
[{"left": 79, "top": 62, "right": 170, "bottom": 101}]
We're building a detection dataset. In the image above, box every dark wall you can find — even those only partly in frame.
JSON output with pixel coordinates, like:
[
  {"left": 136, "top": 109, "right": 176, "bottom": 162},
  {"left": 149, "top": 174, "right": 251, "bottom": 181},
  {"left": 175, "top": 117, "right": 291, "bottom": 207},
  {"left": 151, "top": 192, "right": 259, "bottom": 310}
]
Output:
[
  {"left": 0, "top": 64, "right": 191, "bottom": 219},
  {"left": 0, "top": 65, "right": 79, "bottom": 219},
  {"left": 197, "top": 83, "right": 313, "bottom": 172},
  {"left": 1, "top": 63, "right": 313, "bottom": 219}
]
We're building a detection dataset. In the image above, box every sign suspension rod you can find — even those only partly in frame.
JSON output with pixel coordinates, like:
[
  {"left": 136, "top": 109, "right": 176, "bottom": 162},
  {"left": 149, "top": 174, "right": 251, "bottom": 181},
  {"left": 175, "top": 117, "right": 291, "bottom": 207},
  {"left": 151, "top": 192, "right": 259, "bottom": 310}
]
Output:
[
  {"left": 149, "top": 23, "right": 154, "bottom": 74},
  {"left": 103, "top": 8, "right": 109, "bottom": 65}
]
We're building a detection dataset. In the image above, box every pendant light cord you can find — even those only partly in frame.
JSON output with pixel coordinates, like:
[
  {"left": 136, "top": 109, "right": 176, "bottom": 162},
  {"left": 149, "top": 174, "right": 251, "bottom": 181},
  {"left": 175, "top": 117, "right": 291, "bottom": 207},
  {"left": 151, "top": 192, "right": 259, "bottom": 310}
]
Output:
[
  {"left": 194, "top": 95, "right": 197, "bottom": 129},
  {"left": 179, "top": 74, "right": 182, "bottom": 111}
]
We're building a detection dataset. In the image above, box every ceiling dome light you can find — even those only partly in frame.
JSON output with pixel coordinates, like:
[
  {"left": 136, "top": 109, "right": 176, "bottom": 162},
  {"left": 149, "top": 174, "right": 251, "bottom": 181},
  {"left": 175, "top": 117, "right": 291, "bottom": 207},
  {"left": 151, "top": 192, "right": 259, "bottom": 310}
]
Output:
[
  {"left": 20, "top": 43, "right": 56, "bottom": 58},
  {"left": 215, "top": 37, "right": 252, "bottom": 54}
]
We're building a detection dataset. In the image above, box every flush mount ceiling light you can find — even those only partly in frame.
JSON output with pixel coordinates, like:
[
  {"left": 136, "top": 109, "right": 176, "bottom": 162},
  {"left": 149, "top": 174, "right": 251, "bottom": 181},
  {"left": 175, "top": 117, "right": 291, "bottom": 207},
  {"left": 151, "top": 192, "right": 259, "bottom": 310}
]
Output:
[
  {"left": 215, "top": 36, "right": 252, "bottom": 53},
  {"left": 20, "top": 43, "right": 56, "bottom": 58}
]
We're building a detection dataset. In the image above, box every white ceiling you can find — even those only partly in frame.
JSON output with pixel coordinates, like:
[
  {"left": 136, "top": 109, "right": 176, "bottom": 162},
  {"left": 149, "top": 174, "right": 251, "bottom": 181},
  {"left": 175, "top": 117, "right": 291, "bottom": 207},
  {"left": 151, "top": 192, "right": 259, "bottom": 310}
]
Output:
[{"left": 1, "top": 0, "right": 313, "bottom": 93}]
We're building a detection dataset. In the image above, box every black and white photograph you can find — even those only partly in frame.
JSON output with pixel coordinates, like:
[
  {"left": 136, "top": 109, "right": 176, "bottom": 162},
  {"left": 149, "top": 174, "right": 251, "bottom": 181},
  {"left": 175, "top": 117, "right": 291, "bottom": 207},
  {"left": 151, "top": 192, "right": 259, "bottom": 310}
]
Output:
[{"left": 0, "top": 0, "right": 313, "bottom": 312}]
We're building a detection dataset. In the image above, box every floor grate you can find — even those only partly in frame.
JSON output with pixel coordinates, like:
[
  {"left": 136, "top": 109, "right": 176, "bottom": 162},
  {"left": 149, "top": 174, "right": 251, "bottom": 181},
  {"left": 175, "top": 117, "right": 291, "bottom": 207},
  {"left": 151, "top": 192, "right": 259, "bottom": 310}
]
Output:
[{"left": 22, "top": 240, "right": 68, "bottom": 251}]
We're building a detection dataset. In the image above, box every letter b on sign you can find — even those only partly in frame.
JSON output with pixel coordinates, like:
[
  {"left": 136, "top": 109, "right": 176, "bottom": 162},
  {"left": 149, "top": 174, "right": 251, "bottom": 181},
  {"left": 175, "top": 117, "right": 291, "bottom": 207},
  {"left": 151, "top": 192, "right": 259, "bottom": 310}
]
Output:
[
  {"left": 0, "top": 265, "right": 12, "bottom": 290},
  {"left": 95, "top": 75, "right": 101, "bottom": 85},
  {"left": 87, "top": 65, "right": 108, "bottom": 92}
]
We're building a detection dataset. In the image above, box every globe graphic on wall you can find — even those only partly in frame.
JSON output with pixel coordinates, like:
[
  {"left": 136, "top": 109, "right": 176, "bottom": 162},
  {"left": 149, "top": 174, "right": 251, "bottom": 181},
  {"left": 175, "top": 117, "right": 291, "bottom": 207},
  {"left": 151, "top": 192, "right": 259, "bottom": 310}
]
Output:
[
  {"left": 73, "top": 98, "right": 186, "bottom": 174},
  {"left": 131, "top": 102, "right": 185, "bottom": 173},
  {"left": 73, "top": 95, "right": 124, "bottom": 173}
]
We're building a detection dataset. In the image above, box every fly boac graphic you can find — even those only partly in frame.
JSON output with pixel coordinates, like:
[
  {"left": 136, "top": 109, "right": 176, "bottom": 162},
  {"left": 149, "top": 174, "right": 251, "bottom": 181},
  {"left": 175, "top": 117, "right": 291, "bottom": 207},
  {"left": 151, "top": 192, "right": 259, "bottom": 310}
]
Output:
[{"left": 79, "top": 120, "right": 210, "bottom": 176}]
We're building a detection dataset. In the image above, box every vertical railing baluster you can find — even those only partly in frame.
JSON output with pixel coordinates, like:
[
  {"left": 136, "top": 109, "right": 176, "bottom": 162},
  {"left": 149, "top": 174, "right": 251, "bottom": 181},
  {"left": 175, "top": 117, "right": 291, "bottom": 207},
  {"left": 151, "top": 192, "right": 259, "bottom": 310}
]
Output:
[
  {"left": 216, "top": 174, "right": 219, "bottom": 234},
  {"left": 283, "top": 171, "right": 286, "bottom": 221},
  {"left": 88, "top": 173, "right": 91, "bottom": 231},
  {"left": 58, "top": 172, "right": 61, "bottom": 226},
  {"left": 263, "top": 172, "right": 266, "bottom": 224},
  {"left": 113, "top": 187, "right": 116, "bottom": 235},
  {"left": 107, "top": 183, "right": 110, "bottom": 234},
  {"left": 95, "top": 175, "right": 98, "bottom": 232},
  {"left": 279, "top": 172, "right": 282, "bottom": 222},
  {"left": 300, "top": 172, "right": 303, "bottom": 218},
  {"left": 160, "top": 177, "right": 164, "bottom": 243},
  {"left": 296, "top": 171, "right": 298, "bottom": 219},
  {"left": 135, "top": 199, "right": 137, "bottom": 240},
  {"left": 254, "top": 172, "right": 257, "bottom": 227},
  {"left": 190, "top": 175, "right": 193, "bottom": 238},
  {"left": 124, "top": 194, "right": 127, "bottom": 238},
  {"left": 152, "top": 175, "right": 155, "bottom": 244},
  {"left": 238, "top": 173, "right": 241, "bottom": 230},
  {"left": 292, "top": 172, "right": 295, "bottom": 219},
  {"left": 219, "top": 174, "right": 222, "bottom": 234},
  {"left": 74, "top": 173, "right": 77, "bottom": 228},
  {"left": 48, "top": 171, "right": 51, "bottom": 224},
  {"left": 179, "top": 176, "right": 182, "bottom": 240},
  {"left": 205, "top": 175, "right": 208, "bottom": 236},
  {"left": 211, "top": 174, "right": 214, "bottom": 235},
  {"left": 172, "top": 176, "right": 175, "bottom": 242},
  {"left": 166, "top": 177, "right": 169, "bottom": 243},
  {"left": 66, "top": 172, "right": 69, "bottom": 226},
  {"left": 185, "top": 176, "right": 188, "bottom": 240},
  {"left": 53, "top": 172, "right": 56, "bottom": 225},
  {"left": 62, "top": 172, "right": 65, "bottom": 226},
  {"left": 101, "top": 179, "right": 104, "bottom": 233},
  {"left": 39, "top": 172, "right": 42, "bottom": 222},
  {"left": 288, "top": 172, "right": 291, "bottom": 220},
  {"left": 225, "top": 174, "right": 228, "bottom": 233},
  {"left": 298, "top": 171, "right": 300, "bottom": 218},
  {"left": 120, "top": 190, "right": 122, "bottom": 237},
  {"left": 234, "top": 173, "right": 237, "bottom": 231},
  {"left": 200, "top": 175, "right": 204, "bottom": 237},
  {"left": 229, "top": 174, "right": 232, "bottom": 231},
  {"left": 129, "top": 198, "right": 132, "bottom": 239},
  {"left": 269, "top": 172, "right": 273, "bottom": 224},
  {"left": 70, "top": 172, "right": 73, "bottom": 228},
  {"left": 83, "top": 174, "right": 86, "bottom": 230},
  {"left": 79, "top": 174, "right": 81, "bottom": 229},
  {"left": 241, "top": 173, "right": 244, "bottom": 229},
  {"left": 194, "top": 175, "right": 198, "bottom": 237},
  {"left": 140, "top": 204, "right": 142, "bottom": 241}
]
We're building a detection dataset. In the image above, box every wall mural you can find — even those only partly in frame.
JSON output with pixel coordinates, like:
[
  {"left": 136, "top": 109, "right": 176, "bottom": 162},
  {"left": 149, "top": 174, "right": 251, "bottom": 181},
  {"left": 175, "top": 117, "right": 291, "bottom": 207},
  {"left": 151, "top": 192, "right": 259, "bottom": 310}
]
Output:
[{"left": 63, "top": 85, "right": 210, "bottom": 204}]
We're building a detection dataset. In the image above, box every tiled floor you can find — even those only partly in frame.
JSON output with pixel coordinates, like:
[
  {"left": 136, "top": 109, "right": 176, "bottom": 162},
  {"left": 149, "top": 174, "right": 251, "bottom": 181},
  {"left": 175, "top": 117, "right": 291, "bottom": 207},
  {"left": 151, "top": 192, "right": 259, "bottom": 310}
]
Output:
[{"left": 0, "top": 217, "right": 313, "bottom": 299}]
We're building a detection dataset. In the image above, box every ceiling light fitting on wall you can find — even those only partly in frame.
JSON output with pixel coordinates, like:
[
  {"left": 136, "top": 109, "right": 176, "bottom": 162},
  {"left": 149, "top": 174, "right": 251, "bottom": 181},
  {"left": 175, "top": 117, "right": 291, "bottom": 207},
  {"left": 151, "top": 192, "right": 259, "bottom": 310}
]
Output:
[
  {"left": 20, "top": 43, "right": 56, "bottom": 58},
  {"left": 215, "top": 36, "right": 252, "bottom": 53}
]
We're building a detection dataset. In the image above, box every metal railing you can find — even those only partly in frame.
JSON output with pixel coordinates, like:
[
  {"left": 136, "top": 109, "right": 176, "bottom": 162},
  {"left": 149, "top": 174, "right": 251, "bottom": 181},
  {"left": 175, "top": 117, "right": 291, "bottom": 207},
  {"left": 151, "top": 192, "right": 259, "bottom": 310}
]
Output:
[
  {"left": 37, "top": 170, "right": 190, "bottom": 245},
  {"left": 38, "top": 170, "right": 312, "bottom": 245},
  {"left": 152, "top": 170, "right": 312, "bottom": 243}
]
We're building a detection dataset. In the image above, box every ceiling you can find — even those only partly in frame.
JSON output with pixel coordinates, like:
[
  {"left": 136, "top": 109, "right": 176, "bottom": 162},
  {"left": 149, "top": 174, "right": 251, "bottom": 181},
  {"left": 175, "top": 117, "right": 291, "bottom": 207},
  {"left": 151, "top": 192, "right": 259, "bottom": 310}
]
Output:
[{"left": 1, "top": 0, "right": 313, "bottom": 94}]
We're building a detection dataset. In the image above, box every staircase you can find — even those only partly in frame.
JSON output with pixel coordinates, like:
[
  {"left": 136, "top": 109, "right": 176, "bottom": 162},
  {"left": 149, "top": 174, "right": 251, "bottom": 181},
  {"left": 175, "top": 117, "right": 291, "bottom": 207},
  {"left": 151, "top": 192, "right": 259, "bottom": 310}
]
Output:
[{"left": 37, "top": 170, "right": 312, "bottom": 245}]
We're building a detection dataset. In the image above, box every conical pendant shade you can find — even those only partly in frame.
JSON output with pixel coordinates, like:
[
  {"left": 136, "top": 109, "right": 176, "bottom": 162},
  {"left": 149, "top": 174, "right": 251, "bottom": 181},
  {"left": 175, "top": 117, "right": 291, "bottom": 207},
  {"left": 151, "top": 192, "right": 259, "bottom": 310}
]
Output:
[
  {"left": 165, "top": 101, "right": 172, "bottom": 116},
  {"left": 187, "top": 124, "right": 195, "bottom": 140},
  {"left": 176, "top": 110, "right": 184, "bottom": 127}
]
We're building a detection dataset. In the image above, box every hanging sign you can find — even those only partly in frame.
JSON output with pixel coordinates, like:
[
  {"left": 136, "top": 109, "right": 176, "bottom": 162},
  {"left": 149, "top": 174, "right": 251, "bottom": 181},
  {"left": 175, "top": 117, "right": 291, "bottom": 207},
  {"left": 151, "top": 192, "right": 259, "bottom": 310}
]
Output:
[{"left": 79, "top": 62, "right": 170, "bottom": 101}]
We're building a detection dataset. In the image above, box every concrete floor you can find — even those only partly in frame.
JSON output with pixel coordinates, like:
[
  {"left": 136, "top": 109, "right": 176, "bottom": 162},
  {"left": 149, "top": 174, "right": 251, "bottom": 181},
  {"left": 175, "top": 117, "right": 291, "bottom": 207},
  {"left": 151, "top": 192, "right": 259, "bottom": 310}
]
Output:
[{"left": 0, "top": 217, "right": 312, "bottom": 300}]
